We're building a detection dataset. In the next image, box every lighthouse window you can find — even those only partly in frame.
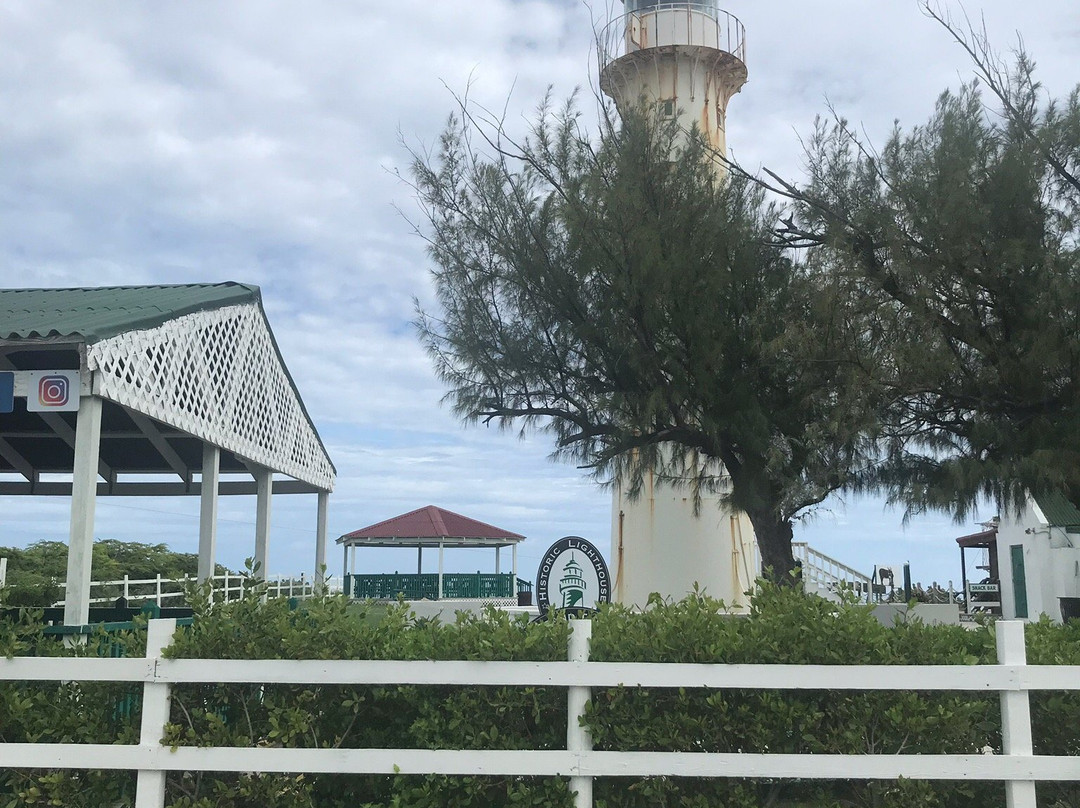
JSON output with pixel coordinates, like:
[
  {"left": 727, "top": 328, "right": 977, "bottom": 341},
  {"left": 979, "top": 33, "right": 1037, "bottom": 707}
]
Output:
[{"left": 658, "top": 99, "right": 676, "bottom": 119}]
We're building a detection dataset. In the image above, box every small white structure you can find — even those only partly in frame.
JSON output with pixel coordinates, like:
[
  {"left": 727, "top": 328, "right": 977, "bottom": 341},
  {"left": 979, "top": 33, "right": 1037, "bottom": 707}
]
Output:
[
  {"left": 599, "top": 1, "right": 755, "bottom": 607},
  {"left": 989, "top": 493, "right": 1080, "bottom": 623}
]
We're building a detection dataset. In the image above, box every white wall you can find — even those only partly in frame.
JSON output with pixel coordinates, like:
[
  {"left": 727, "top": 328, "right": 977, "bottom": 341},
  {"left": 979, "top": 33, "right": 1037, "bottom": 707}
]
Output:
[
  {"left": 996, "top": 498, "right": 1080, "bottom": 622},
  {"left": 610, "top": 465, "right": 757, "bottom": 610}
]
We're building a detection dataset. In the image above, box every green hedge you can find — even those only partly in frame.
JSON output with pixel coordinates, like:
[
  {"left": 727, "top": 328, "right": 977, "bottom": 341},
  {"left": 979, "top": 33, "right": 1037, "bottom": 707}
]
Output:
[{"left": 1, "top": 585, "right": 1078, "bottom": 808}]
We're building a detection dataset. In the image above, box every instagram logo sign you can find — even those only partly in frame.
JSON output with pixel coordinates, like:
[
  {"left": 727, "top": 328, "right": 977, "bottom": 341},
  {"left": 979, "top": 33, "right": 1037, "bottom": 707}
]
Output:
[
  {"left": 38, "top": 375, "right": 70, "bottom": 407},
  {"left": 27, "top": 370, "right": 81, "bottom": 412}
]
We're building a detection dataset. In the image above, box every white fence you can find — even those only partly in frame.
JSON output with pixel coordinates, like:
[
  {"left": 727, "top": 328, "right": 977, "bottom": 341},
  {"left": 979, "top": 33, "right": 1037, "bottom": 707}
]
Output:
[
  {"left": 51, "top": 572, "right": 343, "bottom": 607},
  {"left": 792, "top": 542, "right": 873, "bottom": 598},
  {"left": 1, "top": 619, "right": 1078, "bottom": 808}
]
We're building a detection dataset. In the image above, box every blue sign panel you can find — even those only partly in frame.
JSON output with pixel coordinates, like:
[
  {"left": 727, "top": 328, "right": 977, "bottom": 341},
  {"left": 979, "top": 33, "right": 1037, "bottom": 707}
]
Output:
[{"left": 0, "top": 371, "right": 13, "bottom": 414}]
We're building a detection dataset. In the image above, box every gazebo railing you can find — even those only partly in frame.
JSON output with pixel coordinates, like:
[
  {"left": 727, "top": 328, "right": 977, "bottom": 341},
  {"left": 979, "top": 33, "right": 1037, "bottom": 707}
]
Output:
[{"left": 346, "top": 572, "right": 532, "bottom": 601}]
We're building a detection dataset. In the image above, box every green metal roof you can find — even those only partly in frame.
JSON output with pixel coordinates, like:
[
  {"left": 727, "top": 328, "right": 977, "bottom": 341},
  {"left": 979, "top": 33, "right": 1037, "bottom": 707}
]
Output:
[
  {"left": 0, "top": 283, "right": 260, "bottom": 343},
  {"left": 1035, "top": 491, "right": 1080, "bottom": 530}
]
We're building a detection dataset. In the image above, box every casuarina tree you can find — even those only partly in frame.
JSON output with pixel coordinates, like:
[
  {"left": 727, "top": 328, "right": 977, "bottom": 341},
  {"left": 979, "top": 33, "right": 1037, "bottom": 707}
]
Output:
[
  {"left": 763, "top": 8, "right": 1080, "bottom": 521},
  {"left": 411, "top": 100, "right": 885, "bottom": 581}
]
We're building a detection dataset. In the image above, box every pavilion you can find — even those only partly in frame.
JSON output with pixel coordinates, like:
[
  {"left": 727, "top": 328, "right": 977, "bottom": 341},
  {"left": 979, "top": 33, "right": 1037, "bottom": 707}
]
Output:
[
  {"left": 337, "top": 505, "right": 531, "bottom": 602},
  {"left": 0, "top": 283, "right": 336, "bottom": 626}
]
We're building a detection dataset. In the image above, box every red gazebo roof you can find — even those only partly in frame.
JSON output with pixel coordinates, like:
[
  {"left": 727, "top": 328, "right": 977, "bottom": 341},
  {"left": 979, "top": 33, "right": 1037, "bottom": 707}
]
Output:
[{"left": 337, "top": 505, "right": 525, "bottom": 547}]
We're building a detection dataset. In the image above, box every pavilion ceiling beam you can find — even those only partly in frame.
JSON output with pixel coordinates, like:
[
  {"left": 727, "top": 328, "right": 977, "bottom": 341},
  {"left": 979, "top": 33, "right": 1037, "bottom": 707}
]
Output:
[
  {"left": 0, "top": 437, "right": 36, "bottom": 483},
  {"left": 39, "top": 411, "right": 115, "bottom": 485},
  {"left": 0, "top": 430, "right": 151, "bottom": 439},
  {"left": 125, "top": 408, "right": 192, "bottom": 484},
  {"left": 0, "top": 479, "right": 319, "bottom": 497}
]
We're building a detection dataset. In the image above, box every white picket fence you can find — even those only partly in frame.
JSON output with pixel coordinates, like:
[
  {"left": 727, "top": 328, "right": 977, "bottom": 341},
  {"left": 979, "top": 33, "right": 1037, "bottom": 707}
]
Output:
[
  {"left": 1, "top": 619, "right": 1078, "bottom": 808},
  {"left": 51, "top": 572, "right": 344, "bottom": 607},
  {"left": 792, "top": 542, "right": 873, "bottom": 599}
]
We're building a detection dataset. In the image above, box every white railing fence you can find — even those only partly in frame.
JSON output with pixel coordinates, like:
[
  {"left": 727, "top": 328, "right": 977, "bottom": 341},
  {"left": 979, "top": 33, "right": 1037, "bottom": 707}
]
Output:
[
  {"left": 1, "top": 619, "right": 1078, "bottom": 808},
  {"left": 792, "top": 542, "right": 873, "bottom": 599},
  {"left": 50, "top": 572, "right": 344, "bottom": 608}
]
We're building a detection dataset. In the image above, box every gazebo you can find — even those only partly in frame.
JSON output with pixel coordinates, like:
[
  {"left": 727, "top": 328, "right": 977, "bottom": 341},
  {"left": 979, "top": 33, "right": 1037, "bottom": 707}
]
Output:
[
  {"left": 0, "top": 283, "right": 336, "bottom": 626},
  {"left": 337, "top": 505, "right": 531, "bottom": 603}
]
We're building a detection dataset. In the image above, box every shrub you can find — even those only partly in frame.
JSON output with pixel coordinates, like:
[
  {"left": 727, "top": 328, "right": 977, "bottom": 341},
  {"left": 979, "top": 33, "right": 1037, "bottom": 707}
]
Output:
[{"left": 1, "top": 583, "right": 1077, "bottom": 807}]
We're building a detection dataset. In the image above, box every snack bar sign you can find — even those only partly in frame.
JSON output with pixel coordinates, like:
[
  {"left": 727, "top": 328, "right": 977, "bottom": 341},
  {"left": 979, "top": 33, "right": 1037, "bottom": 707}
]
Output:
[{"left": 536, "top": 535, "right": 611, "bottom": 617}]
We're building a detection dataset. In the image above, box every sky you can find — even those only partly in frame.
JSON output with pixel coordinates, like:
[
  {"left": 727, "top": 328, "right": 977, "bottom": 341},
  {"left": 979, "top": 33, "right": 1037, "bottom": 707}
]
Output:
[{"left": 1, "top": 0, "right": 1078, "bottom": 591}]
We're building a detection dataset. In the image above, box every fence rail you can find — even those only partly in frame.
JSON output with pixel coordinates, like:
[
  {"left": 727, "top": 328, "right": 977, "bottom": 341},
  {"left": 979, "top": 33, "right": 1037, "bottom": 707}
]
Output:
[
  {"left": 792, "top": 541, "right": 873, "bottom": 597},
  {"left": 0, "top": 619, "right": 1077, "bottom": 808},
  {"left": 48, "top": 572, "right": 343, "bottom": 607}
]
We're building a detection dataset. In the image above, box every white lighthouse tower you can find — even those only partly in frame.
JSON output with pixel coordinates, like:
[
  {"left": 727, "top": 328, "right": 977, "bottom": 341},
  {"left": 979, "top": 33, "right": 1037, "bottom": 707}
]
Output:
[{"left": 599, "top": 1, "right": 759, "bottom": 609}]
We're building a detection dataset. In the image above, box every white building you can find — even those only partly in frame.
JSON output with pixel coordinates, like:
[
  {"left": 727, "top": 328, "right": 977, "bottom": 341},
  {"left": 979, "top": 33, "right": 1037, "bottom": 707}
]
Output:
[{"left": 960, "top": 493, "right": 1080, "bottom": 622}]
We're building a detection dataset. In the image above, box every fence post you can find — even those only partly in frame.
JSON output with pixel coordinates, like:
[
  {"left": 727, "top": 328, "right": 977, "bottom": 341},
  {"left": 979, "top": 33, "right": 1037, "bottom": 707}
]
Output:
[
  {"left": 135, "top": 617, "right": 176, "bottom": 808},
  {"left": 155, "top": 573, "right": 162, "bottom": 607},
  {"left": 568, "top": 619, "right": 593, "bottom": 808},
  {"left": 123, "top": 574, "right": 130, "bottom": 600},
  {"left": 996, "top": 620, "right": 1036, "bottom": 808}
]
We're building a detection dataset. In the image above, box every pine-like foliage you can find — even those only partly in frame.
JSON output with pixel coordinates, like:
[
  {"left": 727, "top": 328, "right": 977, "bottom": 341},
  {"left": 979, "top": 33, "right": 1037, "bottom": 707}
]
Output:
[
  {"left": 782, "top": 37, "right": 1080, "bottom": 520},
  {"left": 411, "top": 99, "right": 885, "bottom": 579}
]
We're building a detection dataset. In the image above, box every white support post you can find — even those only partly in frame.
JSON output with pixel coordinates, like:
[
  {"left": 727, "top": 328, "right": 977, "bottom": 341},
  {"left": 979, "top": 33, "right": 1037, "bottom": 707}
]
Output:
[
  {"left": 417, "top": 546, "right": 423, "bottom": 575},
  {"left": 123, "top": 574, "right": 130, "bottom": 600},
  {"left": 495, "top": 546, "right": 501, "bottom": 575},
  {"left": 155, "top": 573, "right": 162, "bottom": 606},
  {"left": 314, "top": 491, "right": 329, "bottom": 594},
  {"left": 997, "top": 620, "right": 1036, "bottom": 808},
  {"left": 512, "top": 542, "right": 518, "bottom": 582},
  {"left": 568, "top": 619, "right": 593, "bottom": 808},
  {"left": 0, "top": 556, "right": 7, "bottom": 590},
  {"left": 135, "top": 617, "right": 176, "bottom": 808},
  {"left": 198, "top": 444, "right": 220, "bottom": 584},
  {"left": 438, "top": 541, "right": 445, "bottom": 600},
  {"left": 254, "top": 468, "right": 272, "bottom": 579},
  {"left": 63, "top": 394, "right": 103, "bottom": 628}
]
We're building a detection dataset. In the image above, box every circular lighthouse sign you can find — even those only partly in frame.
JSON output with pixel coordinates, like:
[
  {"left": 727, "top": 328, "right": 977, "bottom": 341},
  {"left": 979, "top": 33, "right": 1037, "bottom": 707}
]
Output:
[{"left": 536, "top": 536, "right": 611, "bottom": 616}]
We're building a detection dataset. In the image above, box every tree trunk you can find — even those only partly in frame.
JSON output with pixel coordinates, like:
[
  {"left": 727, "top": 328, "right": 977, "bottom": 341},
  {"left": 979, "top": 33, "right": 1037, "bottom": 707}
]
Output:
[{"left": 744, "top": 508, "right": 797, "bottom": 586}]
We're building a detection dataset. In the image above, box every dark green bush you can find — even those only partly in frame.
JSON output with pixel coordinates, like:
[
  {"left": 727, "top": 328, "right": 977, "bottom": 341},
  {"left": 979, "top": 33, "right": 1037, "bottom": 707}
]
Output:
[{"left": 1, "top": 583, "right": 1077, "bottom": 808}]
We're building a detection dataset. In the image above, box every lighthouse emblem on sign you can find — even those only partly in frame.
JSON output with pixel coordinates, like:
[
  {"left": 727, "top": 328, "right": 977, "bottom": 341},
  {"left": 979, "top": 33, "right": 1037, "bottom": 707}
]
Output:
[{"left": 536, "top": 536, "right": 611, "bottom": 616}]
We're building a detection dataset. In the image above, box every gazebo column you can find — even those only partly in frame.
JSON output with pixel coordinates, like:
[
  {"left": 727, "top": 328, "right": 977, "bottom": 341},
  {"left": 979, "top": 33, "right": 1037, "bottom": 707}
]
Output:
[
  {"left": 495, "top": 546, "right": 501, "bottom": 574},
  {"left": 197, "top": 444, "right": 219, "bottom": 585},
  {"left": 341, "top": 542, "right": 350, "bottom": 597},
  {"left": 63, "top": 395, "right": 103, "bottom": 627},
  {"left": 512, "top": 543, "right": 518, "bottom": 581},
  {"left": 417, "top": 546, "right": 422, "bottom": 575},
  {"left": 438, "top": 540, "right": 444, "bottom": 600},
  {"left": 254, "top": 467, "right": 272, "bottom": 578},
  {"left": 314, "top": 491, "right": 329, "bottom": 594}
]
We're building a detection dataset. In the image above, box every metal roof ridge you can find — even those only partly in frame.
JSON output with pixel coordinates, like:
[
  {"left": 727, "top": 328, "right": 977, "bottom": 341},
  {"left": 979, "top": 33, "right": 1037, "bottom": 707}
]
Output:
[{"left": 427, "top": 505, "right": 450, "bottom": 536}]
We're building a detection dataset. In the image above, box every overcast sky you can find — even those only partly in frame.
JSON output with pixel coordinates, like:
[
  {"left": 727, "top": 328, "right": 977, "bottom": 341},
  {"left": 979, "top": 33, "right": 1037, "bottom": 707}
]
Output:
[{"left": 2, "top": 0, "right": 1078, "bottom": 590}]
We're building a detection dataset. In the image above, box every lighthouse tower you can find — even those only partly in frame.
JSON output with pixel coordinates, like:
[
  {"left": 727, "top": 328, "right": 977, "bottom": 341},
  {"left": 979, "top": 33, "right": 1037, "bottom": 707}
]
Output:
[
  {"left": 598, "top": 0, "right": 748, "bottom": 160},
  {"left": 599, "top": 1, "right": 759, "bottom": 608}
]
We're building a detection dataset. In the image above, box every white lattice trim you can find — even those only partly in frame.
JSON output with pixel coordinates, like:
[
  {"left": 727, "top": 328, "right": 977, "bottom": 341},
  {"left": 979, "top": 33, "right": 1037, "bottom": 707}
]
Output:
[{"left": 88, "top": 303, "right": 334, "bottom": 491}]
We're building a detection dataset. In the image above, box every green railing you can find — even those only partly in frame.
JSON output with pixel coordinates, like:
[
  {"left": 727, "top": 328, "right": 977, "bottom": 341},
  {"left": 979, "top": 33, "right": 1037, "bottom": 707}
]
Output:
[{"left": 347, "top": 572, "right": 533, "bottom": 601}]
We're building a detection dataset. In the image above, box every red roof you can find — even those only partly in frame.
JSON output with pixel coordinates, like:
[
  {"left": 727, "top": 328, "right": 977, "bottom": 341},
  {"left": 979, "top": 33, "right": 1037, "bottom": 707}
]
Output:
[
  {"left": 339, "top": 505, "right": 525, "bottom": 541},
  {"left": 956, "top": 528, "right": 997, "bottom": 548}
]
